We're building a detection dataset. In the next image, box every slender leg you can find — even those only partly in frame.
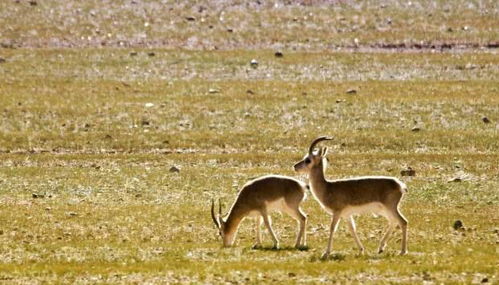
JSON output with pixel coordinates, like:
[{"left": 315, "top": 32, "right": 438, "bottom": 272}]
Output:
[
  {"left": 286, "top": 205, "right": 308, "bottom": 248},
  {"left": 395, "top": 209, "right": 408, "bottom": 255},
  {"left": 322, "top": 213, "right": 341, "bottom": 259},
  {"left": 252, "top": 216, "right": 263, "bottom": 249},
  {"left": 386, "top": 206, "right": 408, "bottom": 255},
  {"left": 347, "top": 216, "right": 364, "bottom": 254},
  {"left": 262, "top": 214, "right": 279, "bottom": 249},
  {"left": 378, "top": 222, "right": 394, "bottom": 254},
  {"left": 298, "top": 208, "right": 307, "bottom": 248},
  {"left": 293, "top": 208, "right": 307, "bottom": 248}
]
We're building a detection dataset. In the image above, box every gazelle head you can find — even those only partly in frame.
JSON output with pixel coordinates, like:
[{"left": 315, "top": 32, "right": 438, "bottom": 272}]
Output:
[
  {"left": 294, "top": 136, "right": 333, "bottom": 174},
  {"left": 211, "top": 199, "right": 236, "bottom": 247}
]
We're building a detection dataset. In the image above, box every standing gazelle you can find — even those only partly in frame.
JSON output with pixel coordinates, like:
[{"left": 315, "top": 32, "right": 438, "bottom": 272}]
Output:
[
  {"left": 211, "top": 175, "right": 308, "bottom": 249},
  {"left": 294, "top": 137, "right": 408, "bottom": 258}
]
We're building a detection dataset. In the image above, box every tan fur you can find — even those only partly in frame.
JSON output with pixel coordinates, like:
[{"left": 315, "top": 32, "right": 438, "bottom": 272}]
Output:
[
  {"left": 212, "top": 175, "right": 308, "bottom": 249},
  {"left": 294, "top": 137, "right": 408, "bottom": 258}
]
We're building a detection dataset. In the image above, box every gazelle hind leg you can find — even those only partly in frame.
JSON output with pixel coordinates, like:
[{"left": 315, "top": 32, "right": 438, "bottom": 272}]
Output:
[
  {"left": 285, "top": 205, "right": 307, "bottom": 248},
  {"left": 347, "top": 216, "right": 364, "bottom": 254},
  {"left": 395, "top": 208, "right": 408, "bottom": 255},
  {"left": 297, "top": 207, "right": 307, "bottom": 247},
  {"left": 386, "top": 204, "right": 408, "bottom": 255}
]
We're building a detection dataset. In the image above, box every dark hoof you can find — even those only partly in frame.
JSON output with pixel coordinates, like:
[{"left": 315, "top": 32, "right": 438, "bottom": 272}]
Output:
[
  {"left": 251, "top": 244, "right": 262, "bottom": 250},
  {"left": 320, "top": 252, "right": 330, "bottom": 260},
  {"left": 296, "top": 245, "right": 309, "bottom": 251}
]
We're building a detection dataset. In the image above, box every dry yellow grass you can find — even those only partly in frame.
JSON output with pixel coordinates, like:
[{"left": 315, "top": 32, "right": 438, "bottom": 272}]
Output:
[
  {"left": 0, "top": 0, "right": 498, "bottom": 283},
  {"left": 0, "top": 47, "right": 498, "bottom": 282}
]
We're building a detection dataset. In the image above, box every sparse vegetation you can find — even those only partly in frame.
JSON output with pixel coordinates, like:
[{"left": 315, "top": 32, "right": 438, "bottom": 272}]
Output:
[
  {"left": 1, "top": 0, "right": 498, "bottom": 49},
  {"left": 0, "top": 0, "right": 498, "bottom": 283}
]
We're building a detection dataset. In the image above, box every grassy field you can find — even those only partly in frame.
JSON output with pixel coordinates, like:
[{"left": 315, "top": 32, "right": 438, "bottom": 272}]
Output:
[{"left": 1, "top": 0, "right": 498, "bottom": 284}]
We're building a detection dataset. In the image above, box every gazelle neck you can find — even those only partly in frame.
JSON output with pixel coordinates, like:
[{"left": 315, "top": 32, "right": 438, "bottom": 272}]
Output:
[
  {"left": 309, "top": 159, "right": 328, "bottom": 200},
  {"left": 222, "top": 205, "right": 245, "bottom": 244}
]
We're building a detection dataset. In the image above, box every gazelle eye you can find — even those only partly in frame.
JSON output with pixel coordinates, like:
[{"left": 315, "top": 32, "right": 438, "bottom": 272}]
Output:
[{"left": 304, "top": 158, "right": 311, "bottom": 164}]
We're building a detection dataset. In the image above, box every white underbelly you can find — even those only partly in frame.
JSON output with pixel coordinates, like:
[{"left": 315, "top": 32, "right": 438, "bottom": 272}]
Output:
[
  {"left": 247, "top": 211, "right": 260, "bottom": 217},
  {"left": 266, "top": 198, "right": 286, "bottom": 211},
  {"left": 340, "top": 202, "right": 387, "bottom": 218}
]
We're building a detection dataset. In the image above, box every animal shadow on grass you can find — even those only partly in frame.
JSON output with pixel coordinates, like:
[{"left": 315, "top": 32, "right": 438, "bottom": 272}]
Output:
[
  {"left": 251, "top": 245, "right": 310, "bottom": 252},
  {"left": 314, "top": 253, "right": 347, "bottom": 262},
  {"left": 311, "top": 250, "right": 401, "bottom": 262}
]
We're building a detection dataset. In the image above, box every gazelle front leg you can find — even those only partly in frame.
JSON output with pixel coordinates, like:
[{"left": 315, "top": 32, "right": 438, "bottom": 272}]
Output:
[
  {"left": 252, "top": 216, "right": 263, "bottom": 249},
  {"left": 347, "top": 216, "right": 365, "bottom": 254},
  {"left": 322, "top": 213, "right": 341, "bottom": 259},
  {"left": 262, "top": 214, "right": 279, "bottom": 249}
]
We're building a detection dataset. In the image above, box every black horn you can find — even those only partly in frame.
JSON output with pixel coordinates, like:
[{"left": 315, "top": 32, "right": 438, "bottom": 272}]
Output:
[
  {"left": 309, "top": 136, "right": 333, "bottom": 154},
  {"left": 211, "top": 199, "right": 220, "bottom": 229},
  {"left": 218, "top": 198, "right": 222, "bottom": 216}
]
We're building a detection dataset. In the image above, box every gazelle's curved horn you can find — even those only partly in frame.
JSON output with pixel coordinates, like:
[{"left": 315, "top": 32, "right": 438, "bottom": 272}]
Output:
[
  {"left": 309, "top": 136, "right": 333, "bottom": 154},
  {"left": 211, "top": 199, "right": 220, "bottom": 229}
]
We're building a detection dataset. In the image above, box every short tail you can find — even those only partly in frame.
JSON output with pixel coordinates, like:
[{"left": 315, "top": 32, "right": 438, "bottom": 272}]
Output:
[{"left": 399, "top": 180, "right": 408, "bottom": 193}]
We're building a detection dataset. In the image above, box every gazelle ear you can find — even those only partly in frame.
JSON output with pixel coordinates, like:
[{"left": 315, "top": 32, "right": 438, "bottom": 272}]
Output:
[
  {"left": 211, "top": 199, "right": 221, "bottom": 229},
  {"left": 218, "top": 217, "right": 225, "bottom": 229},
  {"left": 321, "top": 147, "right": 329, "bottom": 157}
]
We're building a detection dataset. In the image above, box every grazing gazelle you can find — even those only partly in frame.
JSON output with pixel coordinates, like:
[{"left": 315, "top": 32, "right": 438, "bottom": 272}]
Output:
[
  {"left": 294, "top": 137, "right": 408, "bottom": 258},
  {"left": 211, "top": 175, "right": 308, "bottom": 249}
]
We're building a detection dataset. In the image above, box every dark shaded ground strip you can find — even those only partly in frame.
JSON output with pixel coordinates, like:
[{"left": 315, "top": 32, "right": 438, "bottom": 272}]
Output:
[{"left": 1, "top": 40, "right": 498, "bottom": 51}]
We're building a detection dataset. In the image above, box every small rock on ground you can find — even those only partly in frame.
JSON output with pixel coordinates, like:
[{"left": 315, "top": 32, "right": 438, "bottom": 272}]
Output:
[
  {"left": 169, "top": 166, "right": 180, "bottom": 173},
  {"left": 250, "top": 59, "right": 258, "bottom": 67},
  {"left": 400, "top": 167, "right": 416, "bottom": 176},
  {"left": 453, "top": 220, "right": 463, "bottom": 230},
  {"left": 448, "top": 177, "right": 462, "bottom": 182}
]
